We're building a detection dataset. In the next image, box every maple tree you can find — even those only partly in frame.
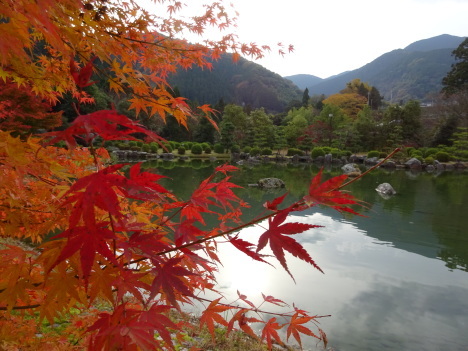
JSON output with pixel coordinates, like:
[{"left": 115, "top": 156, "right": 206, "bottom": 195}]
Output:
[{"left": 0, "top": 1, "right": 396, "bottom": 350}]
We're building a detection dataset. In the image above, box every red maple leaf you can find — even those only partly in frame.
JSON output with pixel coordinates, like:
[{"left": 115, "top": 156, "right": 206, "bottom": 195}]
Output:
[
  {"left": 87, "top": 303, "right": 177, "bottom": 351},
  {"left": 286, "top": 312, "right": 320, "bottom": 349},
  {"left": 236, "top": 290, "right": 257, "bottom": 310},
  {"left": 149, "top": 256, "right": 197, "bottom": 308},
  {"left": 70, "top": 56, "right": 97, "bottom": 88},
  {"left": 257, "top": 209, "right": 323, "bottom": 280},
  {"left": 229, "top": 237, "right": 270, "bottom": 265},
  {"left": 227, "top": 308, "right": 261, "bottom": 339},
  {"left": 303, "top": 168, "right": 361, "bottom": 215},
  {"left": 62, "top": 163, "right": 169, "bottom": 230},
  {"left": 44, "top": 109, "right": 166, "bottom": 148},
  {"left": 261, "top": 317, "right": 283, "bottom": 350},
  {"left": 261, "top": 293, "right": 287, "bottom": 307},
  {"left": 199, "top": 298, "right": 233, "bottom": 339},
  {"left": 264, "top": 192, "right": 288, "bottom": 211},
  {"left": 49, "top": 224, "right": 118, "bottom": 283}
]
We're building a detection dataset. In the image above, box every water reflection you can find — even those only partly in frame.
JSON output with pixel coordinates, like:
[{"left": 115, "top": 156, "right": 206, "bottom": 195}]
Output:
[{"left": 147, "top": 161, "right": 468, "bottom": 350}]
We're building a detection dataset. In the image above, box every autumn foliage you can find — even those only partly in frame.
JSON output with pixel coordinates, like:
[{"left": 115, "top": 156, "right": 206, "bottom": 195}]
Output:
[{"left": 0, "top": 1, "right": 360, "bottom": 350}]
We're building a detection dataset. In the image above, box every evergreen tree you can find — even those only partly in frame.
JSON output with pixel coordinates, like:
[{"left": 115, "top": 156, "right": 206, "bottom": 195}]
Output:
[
  {"left": 442, "top": 38, "right": 468, "bottom": 95},
  {"left": 302, "top": 88, "right": 310, "bottom": 107}
]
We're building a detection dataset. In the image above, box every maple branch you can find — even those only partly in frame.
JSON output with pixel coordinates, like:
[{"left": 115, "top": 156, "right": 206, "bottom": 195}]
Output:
[
  {"left": 334, "top": 148, "right": 401, "bottom": 191},
  {"left": 0, "top": 304, "right": 40, "bottom": 311},
  {"left": 196, "top": 296, "right": 331, "bottom": 320}
]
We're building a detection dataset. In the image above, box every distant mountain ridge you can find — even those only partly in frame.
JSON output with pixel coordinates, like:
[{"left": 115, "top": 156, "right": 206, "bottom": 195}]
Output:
[
  {"left": 168, "top": 34, "right": 466, "bottom": 111},
  {"left": 285, "top": 34, "right": 466, "bottom": 103}
]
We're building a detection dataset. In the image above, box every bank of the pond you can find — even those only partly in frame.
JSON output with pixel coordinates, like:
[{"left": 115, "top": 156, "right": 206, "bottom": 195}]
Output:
[{"left": 112, "top": 148, "right": 467, "bottom": 174}]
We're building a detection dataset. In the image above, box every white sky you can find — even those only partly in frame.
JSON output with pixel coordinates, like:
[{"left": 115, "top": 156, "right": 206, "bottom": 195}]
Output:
[
  {"left": 144, "top": 0, "right": 468, "bottom": 79},
  {"left": 231, "top": 0, "right": 468, "bottom": 78}
]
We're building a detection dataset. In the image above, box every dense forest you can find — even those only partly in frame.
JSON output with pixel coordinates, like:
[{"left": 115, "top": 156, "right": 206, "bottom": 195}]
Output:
[{"left": 168, "top": 54, "right": 302, "bottom": 113}]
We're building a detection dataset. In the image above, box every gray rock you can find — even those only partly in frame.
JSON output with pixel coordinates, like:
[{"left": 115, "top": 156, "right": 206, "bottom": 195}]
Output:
[
  {"left": 342, "top": 163, "right": 362, "bottom": 176},
  {"left": 405, "top": 157, "right": 422, "bottom": 169},
  {"left": 381, "top": 161, "right": 396, "bottom": 168},
  {"left": 425, "top": 165, "right": 435, "bottom": 172},
  {"left": 257, "top": 178, "right": 285, "bottom": 188},
  {"left": 365, "top": 157, "right": 379, "bottom": 165},
  {"left": 160, "top": 152, "right": 175, "bottom": 160},
  {"left": 376, "top": 183, "right": 397, "bottom": 198},
  {"left": 324, "top": 154, "right": 332, "bottom": 163}
]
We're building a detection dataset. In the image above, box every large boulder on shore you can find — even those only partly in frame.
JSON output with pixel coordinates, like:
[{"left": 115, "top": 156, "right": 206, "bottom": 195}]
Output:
[
  {"left": 257, "top": 178, "right": 285, "bottom": 188},
  {"left": 405, "top": 157, "right": 422, "bottom": 169}
]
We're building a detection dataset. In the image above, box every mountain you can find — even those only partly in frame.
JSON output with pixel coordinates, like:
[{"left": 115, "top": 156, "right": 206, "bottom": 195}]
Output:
[
  {"left": 287, "top": 34, "right": 466, "bottom": 103},
  {"left": 168, "top": 55, "right": 302, "bottom": 113},
  {"left": 283, "top": 74, "right": 323, "bottom": 90},
  {"left": 404, "top": 34, "right": 465, "bottom": 52}
]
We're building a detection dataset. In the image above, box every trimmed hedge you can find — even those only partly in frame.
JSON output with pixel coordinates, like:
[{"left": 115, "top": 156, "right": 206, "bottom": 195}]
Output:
[
  {"left": 311, "top": 148, "right": 325, "bottom": 158},
  {"left": 191, "top": 144, "right": 203, "bottom": 155},
  {"left": 214, "top": 143, "right": 224, "bottom": 153},
  {"left": 367, "top": 150, "right": 380, "bottom": 158}
]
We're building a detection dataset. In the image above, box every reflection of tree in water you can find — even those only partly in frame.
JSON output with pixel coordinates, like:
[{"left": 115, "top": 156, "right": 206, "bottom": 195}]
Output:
[{"left": 430, "top": 173, "right": 468, "bottom": 271}]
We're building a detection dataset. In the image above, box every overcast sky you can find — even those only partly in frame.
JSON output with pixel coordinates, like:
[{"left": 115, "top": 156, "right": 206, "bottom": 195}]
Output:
[
  {"left": 229, "top": 0, "right": 468, "bottom": 78},
  {"left": 144, "top": 0, "right": 468, "bottom": 78}
]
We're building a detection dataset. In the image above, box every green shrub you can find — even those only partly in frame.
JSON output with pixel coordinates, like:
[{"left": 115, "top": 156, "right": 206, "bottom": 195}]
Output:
[
  {"left": 130, "top": 146, "right": 141, "bottom": 151},
  {"left": 287, "top": 148, "right": 303, "bottom": 156},
  {"left": 241, "top": 146, "right": 251, "bottom": 154},
  {"left": 191, "top": 144, "right": 203, "bottom": 155},
  {"left": 410, "top": 149, "right": 423, "bottom": 157},
  {"left": 136, "top": 141, "right": 144, "bottom": 147},
  {"left": 367, "top": 150, "right": 380, "bottom": 158},
  {"left": 422, "top": 148, "right": 436, "bottom": 157},
  {"left": 435, "top": 151, "right": 450, "bottom": 162},
  {"left": 204, "top": 147, "right": 212, "bottom": 154},
  {"left": 150, "top": 144, "right": 158, "bottom": 153},
  {"left": 214, "top": 143, "right": 224, "bottom": 153},
  {"left": 343, "top": 150, "right": 352, "bottom": 157},
  {"left": 141, "top": 144, "right": 151, "bottom": 152},
  {"left": 163, "top": 144, "right": 173, "bottom": 153},
  {"left": 231, "top": 145, "right": 240, "bottom": 153},
  {"left": 454, "top": 150, "right": 468, "bottom": 161},
  {"left": 424, "top": 156, "right": 434, "bottom": 164},
  {"left": 129, "top": 141, "right": 137, "bottom": 147},
  {"left": 379, "top": 152, "right": 388, "bottom": 158},
  {"left": 201, "top": 142, "right": 211, "bottom": 151},
  {"left": 311, "top": 147, "right": 325, "bottom": 158},
  {"left": 177, "top": 146, "right": 186, "bottom": 155},
  {"left": 321, "top": 146, "right": 332, "bottom": 154},
  {"left": 406, "top": 147, "right": 415, "bottom": 156},
  {"left": 330, "top": 148, "right": 341, "bottom": 158},
  {"left": 261, "top": 148, "right": 272, "bottom": 155},
  {"left": 250, "top": 147, "right": 262, "bottom": 156}
]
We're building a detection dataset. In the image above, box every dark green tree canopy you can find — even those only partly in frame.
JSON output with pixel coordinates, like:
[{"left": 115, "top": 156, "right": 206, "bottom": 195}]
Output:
[{"left": 442, "top": 38, "right": 468, "bottom": 95}]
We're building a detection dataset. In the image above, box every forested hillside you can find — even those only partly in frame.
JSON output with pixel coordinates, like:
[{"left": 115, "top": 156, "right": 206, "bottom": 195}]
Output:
[
  {"left": 288, "top": 34, "right": 466, "bottom": 102},
  {"left": 168, "top": 54, "right": 302, "bottom": 113}
]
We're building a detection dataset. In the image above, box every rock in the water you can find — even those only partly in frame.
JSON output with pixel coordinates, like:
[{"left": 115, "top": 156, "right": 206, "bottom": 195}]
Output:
[
  {"left": 376, "top": 183, "right": 396, "bottom": 198},
  {"left": 257, "top": 178, "right": 285, "bottom": 188},
  {"left": 341, "top": 163, "right": 362, "bottom": 177}
]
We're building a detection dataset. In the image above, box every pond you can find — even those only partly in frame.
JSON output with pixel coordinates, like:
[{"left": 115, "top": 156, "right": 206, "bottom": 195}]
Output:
[{"left": 144, "top": 159, "right": 468, "bottom": 351}]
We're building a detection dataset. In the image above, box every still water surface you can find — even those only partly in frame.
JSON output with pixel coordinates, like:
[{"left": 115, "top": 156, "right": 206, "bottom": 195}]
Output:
[{"left": 145, "top": 160, "right": 468, "bottom": 351}]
